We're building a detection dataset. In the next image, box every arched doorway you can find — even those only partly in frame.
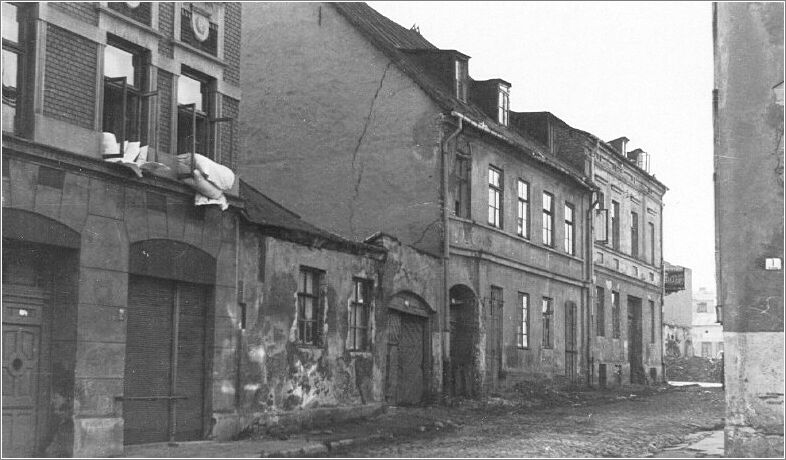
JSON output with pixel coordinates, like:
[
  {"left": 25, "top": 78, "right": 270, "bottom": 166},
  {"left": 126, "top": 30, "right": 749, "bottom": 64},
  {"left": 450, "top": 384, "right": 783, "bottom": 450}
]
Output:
[
  {"left": 385, "top": 292, "right": 431, "bottom": 405},
  {"left": 449, "top": 284, "right": 479, "bottom": 397},
  {"left": 123, "top": 240, "right": 216, "bottom": 444},
  {"left": 2, "top": 209, "right": 80, "bottom": 457}
]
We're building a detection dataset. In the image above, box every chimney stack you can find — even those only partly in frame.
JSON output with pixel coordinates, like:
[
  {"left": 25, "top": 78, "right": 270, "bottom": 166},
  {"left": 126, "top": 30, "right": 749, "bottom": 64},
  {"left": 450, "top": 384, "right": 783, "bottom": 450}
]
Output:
[{"left": 608, "top": 136, "right": 629, "bottom": 157}]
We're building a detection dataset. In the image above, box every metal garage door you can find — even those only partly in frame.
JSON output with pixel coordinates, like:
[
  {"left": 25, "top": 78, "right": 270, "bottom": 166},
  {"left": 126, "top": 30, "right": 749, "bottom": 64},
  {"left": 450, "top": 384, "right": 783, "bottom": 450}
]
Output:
[
  {"left": 124, "top": 276, "right": 208, "bottom": 444},
  {"left": 385, "top": 310, "right": 425, "bottom": 405}
]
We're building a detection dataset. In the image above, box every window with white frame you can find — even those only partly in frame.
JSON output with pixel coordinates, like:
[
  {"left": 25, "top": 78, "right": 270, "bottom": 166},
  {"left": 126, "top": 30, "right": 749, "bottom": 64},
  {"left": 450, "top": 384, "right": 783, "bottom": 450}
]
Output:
[
  {"left": 488, "top": 166, "right": 503, "bottom": 228},
  {"left": 455, "top": 59, "right": 468, "bottom": 101},
  {"left": 517, "top": 292, "right": 529, "bottom": 348},
  {"left": 348, "top": 278, "right": 373, "bottom": 351},
  {"left": 517, "top": 179, "right": 529, "bottom": 238},
  {"left": 542, "top": 192, "right": 554, "bottom": 247},
  {"left": 297, "top": 267, "right": 324, "bottom": 346},
  {"left": 498, "top": 87, "right": 509, "bottom": 126},
  {"left": 564, "top": 202, "right": 575, "bottom": 254}
]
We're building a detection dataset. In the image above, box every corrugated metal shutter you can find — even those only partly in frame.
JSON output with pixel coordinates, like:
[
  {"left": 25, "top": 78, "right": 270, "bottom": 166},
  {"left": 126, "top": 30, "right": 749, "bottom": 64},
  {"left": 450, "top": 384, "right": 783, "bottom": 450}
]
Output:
[
  {"left": 124, "top": 276, "right": 208, "bottom": 444},
  {"left": 124, "top": 276, "right": 174, "bottom": 445},
  {"left": 174, "top": 283, "right": 207, "bottom": 441}
]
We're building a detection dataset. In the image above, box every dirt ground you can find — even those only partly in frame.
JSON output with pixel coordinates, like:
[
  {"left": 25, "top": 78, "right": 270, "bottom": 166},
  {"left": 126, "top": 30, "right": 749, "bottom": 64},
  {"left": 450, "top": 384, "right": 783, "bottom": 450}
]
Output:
[{"left": 303, "top": 384, "right": 726, "bottom": 458}]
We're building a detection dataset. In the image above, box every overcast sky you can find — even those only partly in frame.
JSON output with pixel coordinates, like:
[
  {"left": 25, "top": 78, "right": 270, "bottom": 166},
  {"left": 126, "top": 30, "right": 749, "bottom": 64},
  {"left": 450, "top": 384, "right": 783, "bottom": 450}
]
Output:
[{"left": 368, "top": 1, "right": 716, "bottom": 291}]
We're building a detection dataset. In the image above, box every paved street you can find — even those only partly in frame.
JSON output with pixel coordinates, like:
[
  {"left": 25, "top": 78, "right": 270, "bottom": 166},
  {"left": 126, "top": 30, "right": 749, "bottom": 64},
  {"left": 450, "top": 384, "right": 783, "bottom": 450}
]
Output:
[{"left": 325, "top": 385, "right": 725, "bottom": 458}]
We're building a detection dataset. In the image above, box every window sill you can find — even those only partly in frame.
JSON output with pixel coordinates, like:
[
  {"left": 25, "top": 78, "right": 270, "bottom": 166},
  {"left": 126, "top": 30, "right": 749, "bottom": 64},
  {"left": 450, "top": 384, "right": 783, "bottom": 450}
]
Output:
[
  {"left": 295, "top": 344, "right": 324, "bottom": 351},
  {"left": 173, "top": 39, "right": 225, "bottom": 66}
]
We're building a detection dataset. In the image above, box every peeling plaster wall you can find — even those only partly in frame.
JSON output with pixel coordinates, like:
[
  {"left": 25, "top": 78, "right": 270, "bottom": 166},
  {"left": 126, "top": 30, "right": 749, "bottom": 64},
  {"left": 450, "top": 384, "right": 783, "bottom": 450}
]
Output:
[
  {"left": 239, "top": 2, "right": 444, "bottom": 255},
  {"left": 714, "top": 2, "right": 784, "bottom": 457},
  {"left": 238, "top": 234, "right": 382, "bottom": 415}
]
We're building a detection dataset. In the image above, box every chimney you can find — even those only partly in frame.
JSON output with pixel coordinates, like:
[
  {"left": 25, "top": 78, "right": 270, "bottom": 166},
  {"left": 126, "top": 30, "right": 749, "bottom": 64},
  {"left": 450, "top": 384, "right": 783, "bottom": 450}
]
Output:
[
  {"left": 469, "top": 78, "right": 511, "bottom": 126},
  {"left": 627, "top": 148, "right": 650, "bottom": 172},
  {"left": 608, "top": 136, "right": 629, "bottom": 156}
]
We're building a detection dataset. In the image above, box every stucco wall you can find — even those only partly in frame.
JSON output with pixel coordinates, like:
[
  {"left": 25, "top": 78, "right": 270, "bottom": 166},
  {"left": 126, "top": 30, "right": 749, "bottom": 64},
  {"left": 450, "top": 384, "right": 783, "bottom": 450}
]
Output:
[
  {"left": 714, "top": 2, "right": 784, "bottom": 457},
  {"left": 239, "top": 3, "right": 444, "bottom": 255}
]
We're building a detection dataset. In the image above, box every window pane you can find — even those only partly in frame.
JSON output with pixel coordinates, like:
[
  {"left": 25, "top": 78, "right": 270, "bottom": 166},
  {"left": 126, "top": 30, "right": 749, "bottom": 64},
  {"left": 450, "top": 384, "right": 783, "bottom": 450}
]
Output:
[
  {"left": 178, "top": 74, "right": 204, "bottom": 111},
  {"left": 2, "top": 3, "right": 18, "bottom": 43},
  {"left": 2, "top": 49, "right": 18, "bottom": 103},
  {"left": 104, "top": 45, "right": 136, "bottom": 86}
]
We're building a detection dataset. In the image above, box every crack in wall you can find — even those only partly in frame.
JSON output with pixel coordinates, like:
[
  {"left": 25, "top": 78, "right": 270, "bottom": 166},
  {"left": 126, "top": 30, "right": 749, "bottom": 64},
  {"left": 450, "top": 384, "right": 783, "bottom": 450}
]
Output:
[
  {"left": 348, "top": 61, "right": 393, "bottom": 236},
  {"left": 412, "top": 218, "right": 442, "bottom": 247}
]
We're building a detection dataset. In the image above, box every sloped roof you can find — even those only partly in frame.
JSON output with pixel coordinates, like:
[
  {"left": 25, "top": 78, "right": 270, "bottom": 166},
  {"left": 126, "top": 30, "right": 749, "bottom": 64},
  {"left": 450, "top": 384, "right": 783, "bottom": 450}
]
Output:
[
  {"left": 239, "top": 180, "right": 385, "bottom": 256},
  {"left": 331, "top": 2, "right": 595, "bottom": 190}
]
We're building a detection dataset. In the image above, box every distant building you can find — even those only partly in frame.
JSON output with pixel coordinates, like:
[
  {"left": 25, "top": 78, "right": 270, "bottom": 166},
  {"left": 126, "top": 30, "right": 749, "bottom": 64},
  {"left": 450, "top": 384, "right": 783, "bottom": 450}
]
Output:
[
  {"left": 514, "top": 112, "right": 668, "bottom": 386},
  {"left": 691, "top": 287, "right": 722, "bottom": 359},
  {"left": 713, "top": 2, "right": 784, "bottom": 457},
  {"left": 663, "top": 263, "right": 694, "bottom": 357}
]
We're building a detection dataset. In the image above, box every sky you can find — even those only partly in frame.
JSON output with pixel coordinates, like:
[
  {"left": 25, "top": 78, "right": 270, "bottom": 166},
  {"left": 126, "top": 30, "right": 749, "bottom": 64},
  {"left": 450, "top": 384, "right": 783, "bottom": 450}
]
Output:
[{"left": 368, "top": 1, "right": 716, "bottom": 291}]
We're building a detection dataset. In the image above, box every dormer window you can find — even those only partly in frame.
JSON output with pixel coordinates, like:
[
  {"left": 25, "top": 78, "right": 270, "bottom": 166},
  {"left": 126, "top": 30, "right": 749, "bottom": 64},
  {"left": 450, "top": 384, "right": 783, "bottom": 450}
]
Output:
[
  {"left": 455, "top": 59, "right": 468, "bottom": 101},
  {"left": 498, "top": 86, "right": 510, "bottom": 126}
]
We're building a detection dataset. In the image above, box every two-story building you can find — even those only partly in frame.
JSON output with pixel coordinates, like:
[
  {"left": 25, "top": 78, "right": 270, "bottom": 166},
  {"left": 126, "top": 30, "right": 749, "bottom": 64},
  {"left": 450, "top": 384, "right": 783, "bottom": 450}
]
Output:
[
  {"left": 513, "top": 112, "right": 668, "bottom": 386},
  {"left": 2, "top": 1, "right": 244, "bottom": 456},
  {"left": 238, "top": 2, "right": 597, "bottom": 398}
]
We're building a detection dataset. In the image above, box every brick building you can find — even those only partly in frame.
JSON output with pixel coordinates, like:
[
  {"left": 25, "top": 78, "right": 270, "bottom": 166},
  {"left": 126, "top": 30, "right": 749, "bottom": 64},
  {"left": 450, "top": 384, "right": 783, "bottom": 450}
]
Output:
[
  {"left": 2, "top": 1, "right": 244, "bottom": 456},
  {"left": 513, "top": 112, "right": 668, "bottom": 386},
  {"left": 713, "top": 2, "right": 784, "bottom": 456},
  {"left": 238, "top": 2, "right": 601, "bottom": 398}
]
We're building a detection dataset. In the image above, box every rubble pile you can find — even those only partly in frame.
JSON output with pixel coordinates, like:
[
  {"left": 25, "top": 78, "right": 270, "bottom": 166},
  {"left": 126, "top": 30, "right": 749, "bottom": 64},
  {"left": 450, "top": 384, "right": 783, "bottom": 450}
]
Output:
[{"left": 665, "top": 356, "right": 723, "bottom": 383}]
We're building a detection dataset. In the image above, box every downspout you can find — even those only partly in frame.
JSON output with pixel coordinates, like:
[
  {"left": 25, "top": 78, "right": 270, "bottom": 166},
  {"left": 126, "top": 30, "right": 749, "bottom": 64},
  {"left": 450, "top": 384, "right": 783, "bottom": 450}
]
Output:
[
  {"left": 658, "top": 197, "right": 666, "bottom": 382},
  {"left": 586, "top": 139, "right": 599, "bottom": 386},
  {"left": 441, "top": 114, "right": 463, "bottom": 395}
]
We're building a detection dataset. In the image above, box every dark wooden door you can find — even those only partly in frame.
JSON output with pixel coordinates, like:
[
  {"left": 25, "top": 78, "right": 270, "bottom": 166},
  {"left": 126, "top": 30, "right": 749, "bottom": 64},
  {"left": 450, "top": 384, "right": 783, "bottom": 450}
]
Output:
[
  {"left": 124, "top": 276, "right": 208, "bottom": 445},
  {"left": 485, "top": 288, "right": 503, "bottom": 393},
  {"left": 2, "top": 285, "right": 48, "bottom": 457},
  {"left": 565, "top": 301, "right": 577, "bottom": 382},
  {"left": 385, "top": 310, "right": 425, "bottom": 405},
  {"left": 627, "top": 296, "right": 644, "bottom": 384}
]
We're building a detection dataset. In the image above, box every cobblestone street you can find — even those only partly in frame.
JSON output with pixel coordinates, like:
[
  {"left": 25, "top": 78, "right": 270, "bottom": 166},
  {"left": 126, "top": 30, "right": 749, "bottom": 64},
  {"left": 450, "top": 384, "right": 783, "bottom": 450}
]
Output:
[{"left": 325, "top": 386, "right": 725, "bottom": 458}]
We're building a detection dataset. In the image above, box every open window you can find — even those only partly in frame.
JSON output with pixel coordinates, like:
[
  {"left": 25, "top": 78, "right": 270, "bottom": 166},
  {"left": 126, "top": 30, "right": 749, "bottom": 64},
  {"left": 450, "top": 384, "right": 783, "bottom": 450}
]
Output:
[
  {"left": 102, "top": 37, "right": 155, "bottom": 156},
  {"left": 177, "top": 70, "right": 211, "bottom": 161}
]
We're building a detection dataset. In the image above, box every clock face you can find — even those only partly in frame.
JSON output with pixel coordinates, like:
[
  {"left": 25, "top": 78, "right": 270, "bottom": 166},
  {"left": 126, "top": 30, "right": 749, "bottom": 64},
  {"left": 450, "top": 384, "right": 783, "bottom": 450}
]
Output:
[
  {"left": 192, "top": 13, "right": 209, "bottom": 41},
  {"left": 126, "top": 1, "right": 140, "bottom": 8}
]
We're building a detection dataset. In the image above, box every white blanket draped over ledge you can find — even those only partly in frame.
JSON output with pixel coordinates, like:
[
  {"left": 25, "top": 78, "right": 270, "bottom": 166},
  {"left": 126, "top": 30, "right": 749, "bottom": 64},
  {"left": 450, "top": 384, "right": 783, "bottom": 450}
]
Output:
[{"left": 101, "top": 133, "right": 236, "bottom": 210}]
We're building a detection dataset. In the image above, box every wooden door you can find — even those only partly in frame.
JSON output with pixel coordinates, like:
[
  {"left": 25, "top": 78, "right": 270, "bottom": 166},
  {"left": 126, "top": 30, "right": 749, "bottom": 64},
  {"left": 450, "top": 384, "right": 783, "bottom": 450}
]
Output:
[
  {"left": 385, "top": 310, "right": 425, "bottom": 405},
  {"left": 2, "top": 285, "right": 49, "bottom": 457},
  {"left": 564, "top": 301, "right": 577, "bottom": 382},
  {"left": 485, "top": 288, "right": 503, "bottom": 392}
]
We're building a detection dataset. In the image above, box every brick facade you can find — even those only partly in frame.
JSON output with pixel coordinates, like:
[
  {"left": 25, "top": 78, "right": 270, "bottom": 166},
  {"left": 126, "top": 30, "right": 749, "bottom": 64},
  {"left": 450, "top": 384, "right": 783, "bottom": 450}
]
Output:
[
  {"left": 157, "top": 2, "right": 175, "bottom": 58},
  {"left": 43, "top": 24, "right": 97, "bottom": 130},
  {"left": 220, "top": 95, "right": 240, "bottom": 170},
  {"left": 157, "top": 70, "right": 174, "bottom": 154},
  {"left": 49, "top": 1, "right": 98, "bottom": 26},
  {"left": 223, "top": 2, "right": 242, "bottom": 85}
]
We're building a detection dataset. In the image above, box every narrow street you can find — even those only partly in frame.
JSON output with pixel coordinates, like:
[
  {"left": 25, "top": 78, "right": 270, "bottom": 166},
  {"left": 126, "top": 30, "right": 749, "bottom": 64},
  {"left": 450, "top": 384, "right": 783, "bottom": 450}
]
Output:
[{"left": 325, "top": 385, "right": 725, "bottom": 458}]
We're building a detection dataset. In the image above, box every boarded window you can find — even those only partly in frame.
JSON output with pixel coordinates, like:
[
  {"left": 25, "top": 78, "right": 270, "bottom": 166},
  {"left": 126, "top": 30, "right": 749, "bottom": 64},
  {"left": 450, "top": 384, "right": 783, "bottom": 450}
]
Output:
[{"left": 596, "top": 287, "right": 605, "bottom": 337}]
